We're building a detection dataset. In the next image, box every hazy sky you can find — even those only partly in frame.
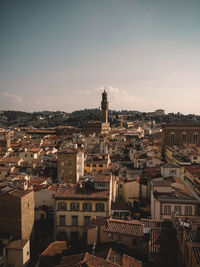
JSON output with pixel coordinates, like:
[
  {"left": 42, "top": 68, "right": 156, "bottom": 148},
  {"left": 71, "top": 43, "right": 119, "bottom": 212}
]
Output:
[{"left": 1, "top": 0, "right": 200, "bottom": 114}]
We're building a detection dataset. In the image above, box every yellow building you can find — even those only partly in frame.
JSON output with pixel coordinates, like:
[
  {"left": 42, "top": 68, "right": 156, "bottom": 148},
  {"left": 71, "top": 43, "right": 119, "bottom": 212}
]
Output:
[
  {"left": 54, "top": 183, "right": 111, "bottom": 246},
  {"left": 84, "top": 154, "right": 110, "bottom": 174},
  {"left": 118, "top": 177, "right": 147, "bottom": 208},
  {"left": 184, "top": 165, "right": 200, "bottom": 196}
]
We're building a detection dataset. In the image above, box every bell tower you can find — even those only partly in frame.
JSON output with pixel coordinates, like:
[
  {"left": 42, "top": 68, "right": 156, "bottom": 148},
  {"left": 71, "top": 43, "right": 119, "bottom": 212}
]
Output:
[{"left": 101, "top": 90, "right": 109, "bottom": 123}]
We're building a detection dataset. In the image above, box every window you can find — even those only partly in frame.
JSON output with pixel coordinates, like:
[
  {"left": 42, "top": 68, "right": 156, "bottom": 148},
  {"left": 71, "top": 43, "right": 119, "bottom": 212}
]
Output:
[
  {"left": 108, "top": 233, "right": 113, "bottom": 240},
  {"left": 84, "top": 216, "right": 91, "bottom": 226},
  {"left": 170, "top": 132, "right": 175, "bottom": 143},
  {"left": 118, "top": 235, "right": 122, "bottom": 241},
  {"left": 97, "top": 182, "right": 106, "bottom": 187},
  {"left": 31, "top": 154, "right": 33, "bottom": 158},
  {"left": 25, "top": 154, "right": 27, "bottom": 157},
  {"left": 182, "top": 132, "right": 187, "bottom": 142},
  {"left": 70, "top": 202, "right": 80, "bottom": 211},
  {"left": 174, "top": 205, "right": 182, "bottom": 215},
  {"left": 72, "top": 216, "right": 78, "bottom": 226},
  {"left": 194, "top": 133, "right": 198, "bottom": 143},
  {"left": 59, "top": 215, "right": 66, "bottom": 226},
  {"left": 58, "top": 202, "right": 67, "bottom": 211},
  {"left": 99, "top": 164, "right": 103, "bottom": 168},
  {"left": 93, "top": 164, "right": 96, "bottom": 167},
  {"left": 185, "top": 206, "right": 192, "bottom": 216},
  {"left": 58, "top": 231, "right": 66, "bottom": 241},
  {"left": 169, "top": 170, "right": 176, "bottom": 175},
  {"left": 96, "top": 203, "right": 105, "bottom": 212},
  {"left": 163, "top": 205, "right": 171, "bottom": 215},
  {"left": 68, "top": 161, "right": 72, "bottom": 166},
  {"left": 86, "top": 164, "right": 90, "bottom": 167},
  {"left": 83, "top": 203, "right": 92, "bottom": 211},
  {"left": 113, "top": 212, "right": 120, "bottom": 218}
]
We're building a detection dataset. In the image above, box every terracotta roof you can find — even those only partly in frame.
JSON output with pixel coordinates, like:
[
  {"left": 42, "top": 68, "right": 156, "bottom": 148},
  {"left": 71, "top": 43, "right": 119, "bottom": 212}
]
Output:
[
  {"left": 152, "top": 180, "right": 171, "bottom": 187},
  {"left": 95, "top": 174, "right": 111, "bottom": 182},
  {"left": 0, "top": 188, "right": 32, "bottom": 198},
  {"left": 0, "top": 157, "right": 19, "bottom": 163},
  {"left": 55, "top": 186, "right": 110, "bottom": 200},
  {"left": 0, "top": 166, "right": 12, "bottom": 171},
  {"left": 185, "top": 165, "right": 200, "bottom": 176},
  {"left": 6, "top": 239, "right": 28, "bottom": 250},
  {"left": 143, "top": 166, "right": 161, "bottom": 179},
  {"left": 154, "top": 187, "right": 197, "bottom": 201},
  {"left": 122, "top": 254, "right": 143, "bottom": 267},
  {"left": 162, "top": 163, "right": 180, "bottom": 168},
  {"left": 57, "top": 254, "right": 85, "bottom": 267},
  {"left": 28, "top": 147, "right": 41, "bottom": 153},
  {"left": 57, "top": 253, "right": 121, "bottom": 267},
  {"left": 41, "top": 241, "right": 67, "bottom": 257},
  {"left": 29, "top": 178, "right": 48, "bottom": 185},
  {"left": 105, "top": 218, "right": 144, "bottom": 238},
  {"left": 58, "top": 147, "right": 78, "bottom": 154},
  {"left": 106, "top": 248, "right": 122, "bottom": 265},
  {"left": 81, "top": 252, "right": 121, "bottom": 267}
]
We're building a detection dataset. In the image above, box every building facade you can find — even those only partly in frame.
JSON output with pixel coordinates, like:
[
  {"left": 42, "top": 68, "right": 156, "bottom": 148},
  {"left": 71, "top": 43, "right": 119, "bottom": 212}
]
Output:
[
  {"left": 162, "top": 123, "right": 200, "bottom": 156},
  {"left": 0, "top": 188, "right": 34, "bottom": 241},
  {"left": 54, "top": 183, "right": 111, "bottom": 245},
  {"left": 57, "top": 148, "right": 84, "bottom": 184}
]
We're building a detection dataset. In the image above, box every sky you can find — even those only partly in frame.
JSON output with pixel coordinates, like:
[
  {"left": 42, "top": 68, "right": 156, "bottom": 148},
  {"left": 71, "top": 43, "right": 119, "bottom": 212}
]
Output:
[{"left": 1, "top": 0, "right": 200, "bottom": 114}]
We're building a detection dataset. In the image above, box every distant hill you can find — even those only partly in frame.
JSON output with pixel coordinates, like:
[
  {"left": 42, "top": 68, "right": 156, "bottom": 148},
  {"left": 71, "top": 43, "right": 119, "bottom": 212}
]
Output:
[{"left": 0, "top": 109, "right": 200, "bottom": 128}]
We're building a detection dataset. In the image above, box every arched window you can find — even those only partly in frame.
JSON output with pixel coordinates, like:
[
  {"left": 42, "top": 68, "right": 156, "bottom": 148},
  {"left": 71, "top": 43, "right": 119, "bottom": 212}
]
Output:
[
  {"left": 182, "top": 132, "right": 187, "bottom": 142},
  {"left": 194, "top": 132, "right": 198, "bottom": 143},
  {"left": 58, "top": 202, "right": 67, "bottom": 211},
  {"left": 170, "top": 132, "right": 175, "bottom": 143}
]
